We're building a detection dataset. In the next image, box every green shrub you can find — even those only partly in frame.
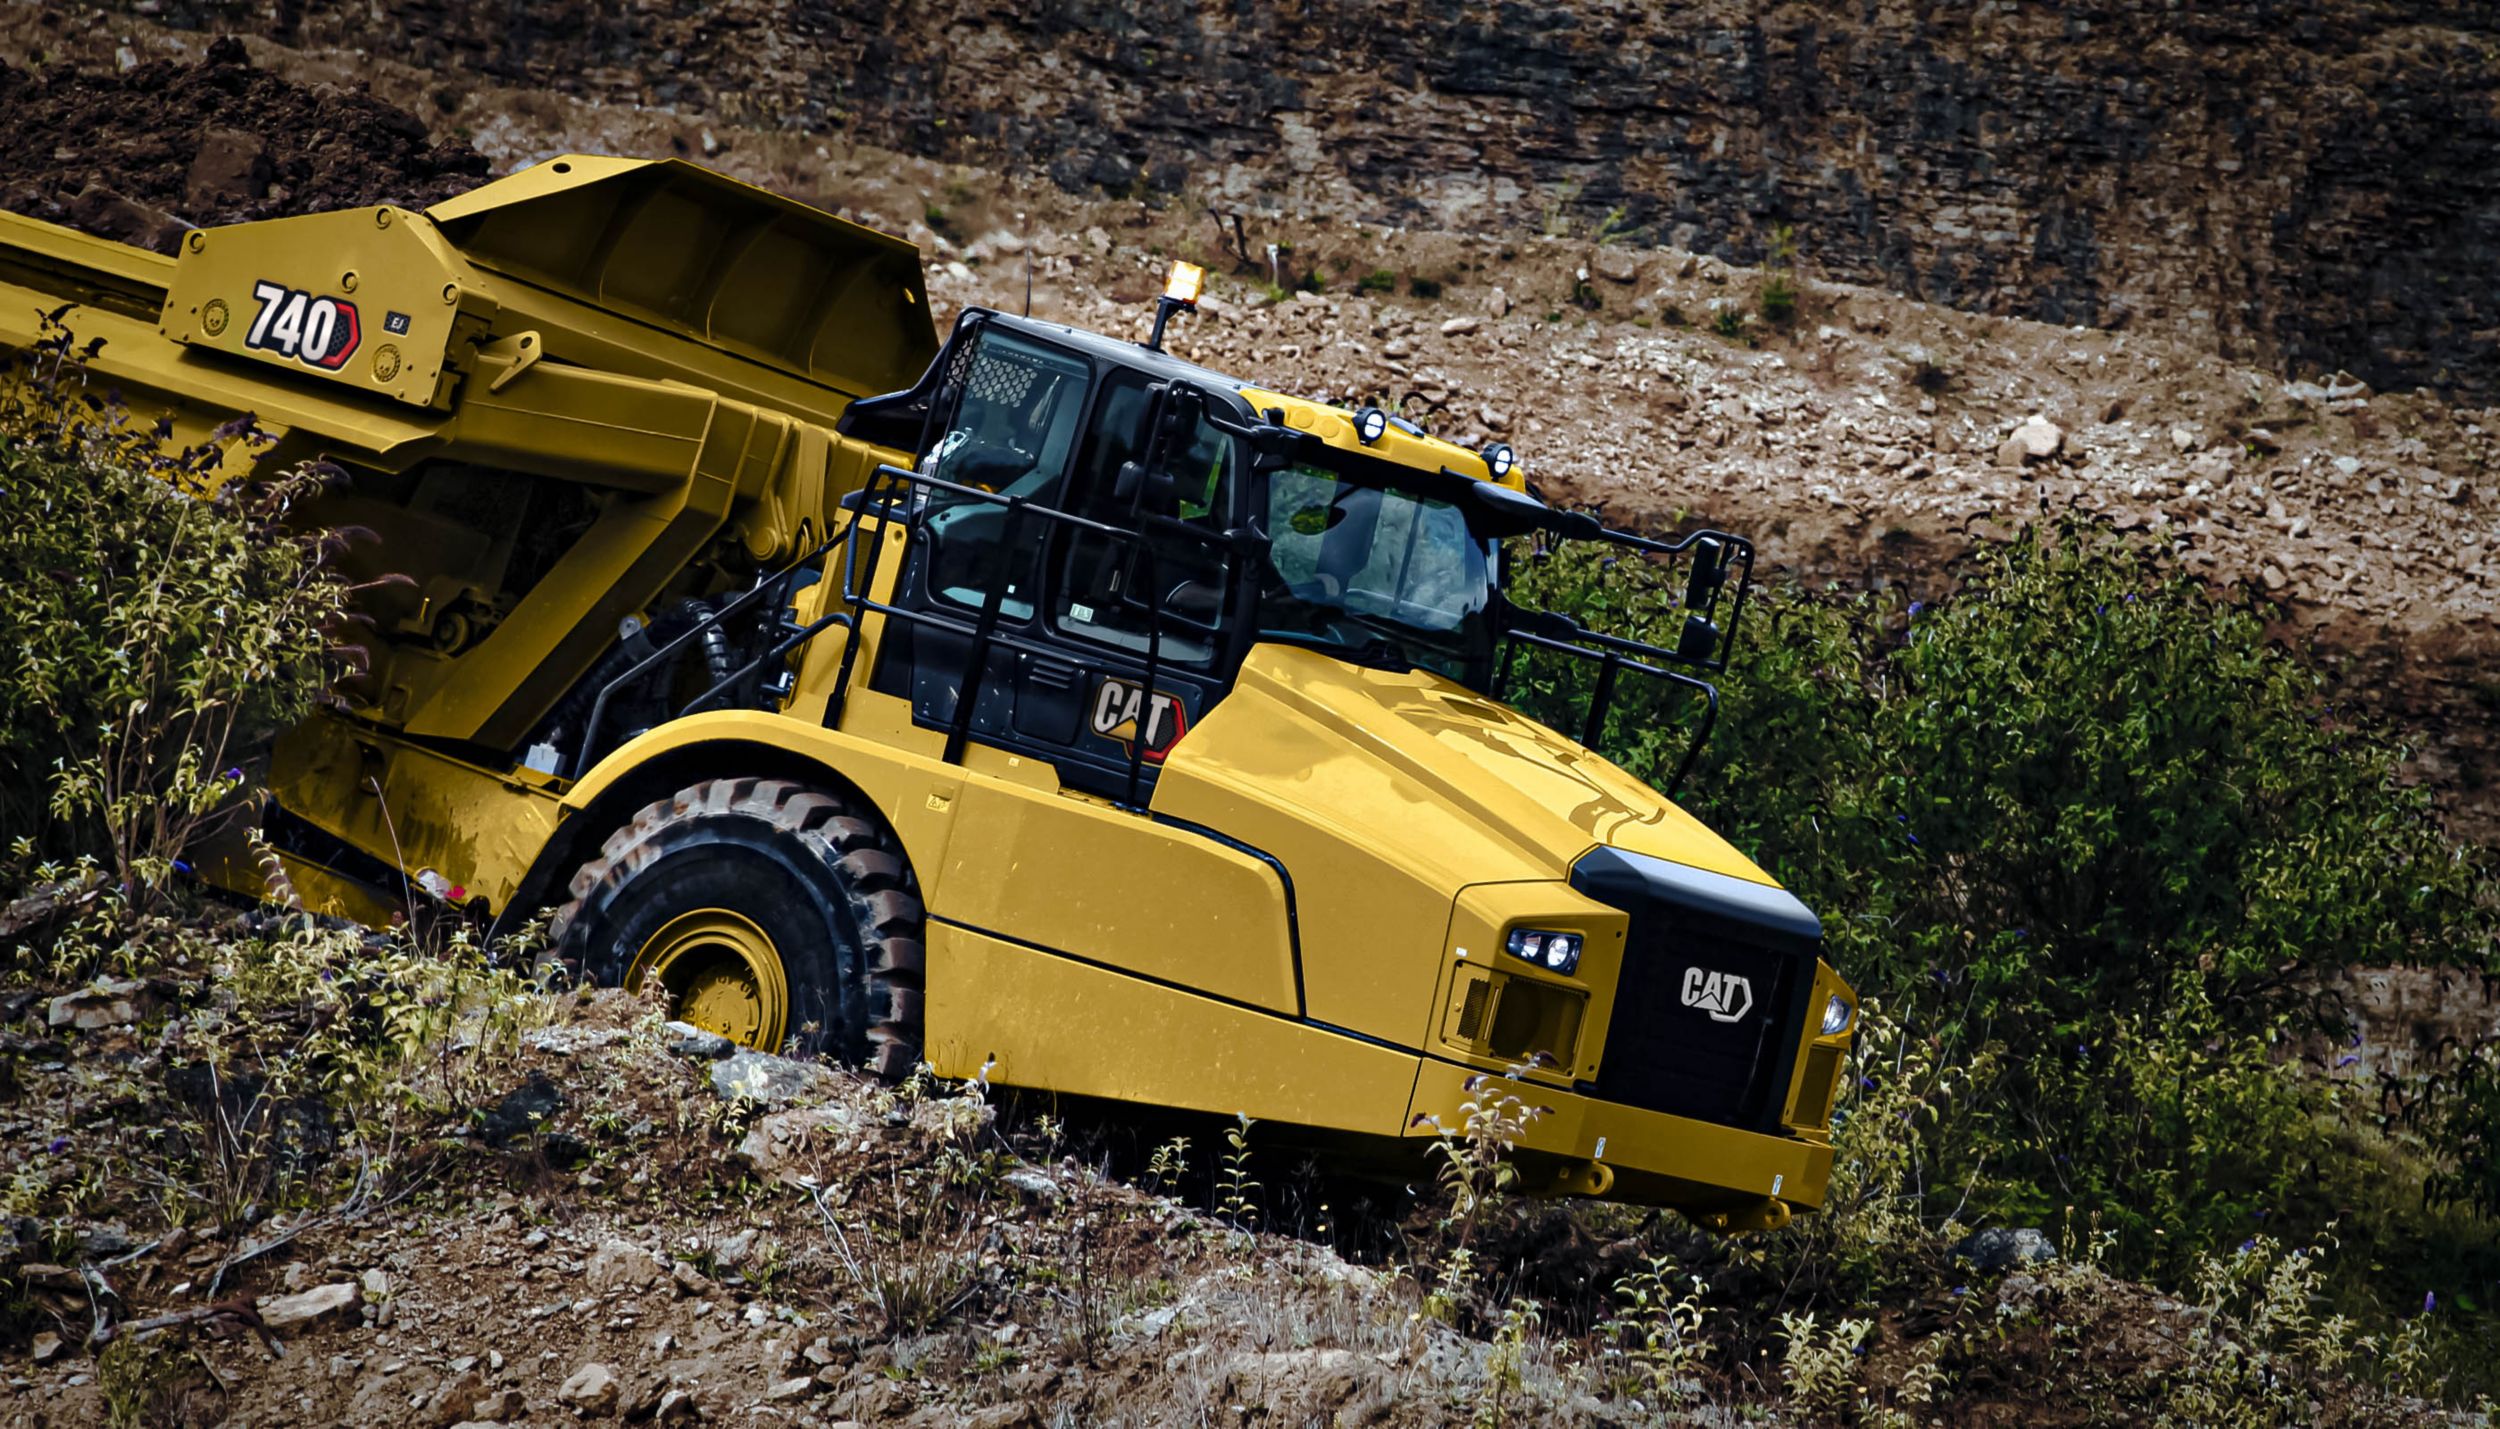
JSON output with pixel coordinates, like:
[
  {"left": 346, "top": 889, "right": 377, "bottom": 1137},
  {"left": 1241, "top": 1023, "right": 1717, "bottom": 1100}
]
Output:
[
  {"left": 12, "top": 906, "right": 550, "bottom": 1241},
  {"left": 1356, "top": 268, "right": 1398, "bottom": 294},
  {"left": 1759, "top": 224, "right": 1799, "bottom": 326},
  {"left": 1505, "top": 516, "right": 2497, "bottom": 1269},
  {"left": 0, "top": 321, "right": 346, "bottom": 894}
]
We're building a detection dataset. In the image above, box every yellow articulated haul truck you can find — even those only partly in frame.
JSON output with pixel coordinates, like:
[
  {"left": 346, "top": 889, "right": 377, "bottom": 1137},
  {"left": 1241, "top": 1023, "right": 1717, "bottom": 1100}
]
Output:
[{"left": 0, "top": 155, "right": 1854, "bottom": 1227}]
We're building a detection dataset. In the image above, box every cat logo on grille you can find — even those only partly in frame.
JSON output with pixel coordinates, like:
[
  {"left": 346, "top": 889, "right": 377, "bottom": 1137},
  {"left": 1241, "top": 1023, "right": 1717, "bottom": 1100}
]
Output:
[{"left": 1679, "top": 966, "right": 1753, "bottom": 1023}]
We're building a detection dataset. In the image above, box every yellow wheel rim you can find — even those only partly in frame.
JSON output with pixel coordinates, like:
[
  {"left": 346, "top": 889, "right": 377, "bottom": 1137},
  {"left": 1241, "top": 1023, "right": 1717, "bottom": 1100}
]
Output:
[{"left": 627, "top": 908, "right": 790, "bottom": 1053}]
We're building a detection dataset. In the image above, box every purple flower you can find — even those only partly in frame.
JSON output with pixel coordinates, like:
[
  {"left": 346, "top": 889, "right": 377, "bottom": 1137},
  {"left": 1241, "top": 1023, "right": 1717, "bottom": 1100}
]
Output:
[
  {"left": 2336, "top": 1054, "right": 2359, "bottom": 1069},
  {"left": 46, "top": 1137, "right": 67, "bottom": 1155},
  {"left": 224, "top": 766, "right": 243, "bottom": 781},
  {"left": 2425, "top": 1291, "right": 2437, "bottom": 1314},
  {"left": 2240, "top": 1239, "right": 2257, "bottom": 1253},
  {"left": 1907, "top": 601, "right": 1925, "bottom": 618}
]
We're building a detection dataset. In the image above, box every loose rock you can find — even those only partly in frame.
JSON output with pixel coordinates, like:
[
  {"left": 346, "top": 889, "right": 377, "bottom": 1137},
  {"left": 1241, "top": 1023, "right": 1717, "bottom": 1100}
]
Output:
[
  {"left": 1995, "top": 415, "right": 2065, "bottom": 467},
  {"left": 558, "top": 1362, "right": 620, "bottom": 1417},
  {"left": 260, "top": 1281, "right": 364, "bottom": 1332},
  {"left": 586, "top": 1241, "right": 666, "bottom": 1294}
]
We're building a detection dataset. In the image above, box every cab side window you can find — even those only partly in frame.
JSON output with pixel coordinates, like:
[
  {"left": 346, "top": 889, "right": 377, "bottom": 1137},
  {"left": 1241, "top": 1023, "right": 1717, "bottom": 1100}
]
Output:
[
  {"left": 1048, "top": 377, "right": 1238, "bottom": 665},
  {"left": 920, "top": 331, "right": 1092, "bottom": 619}
]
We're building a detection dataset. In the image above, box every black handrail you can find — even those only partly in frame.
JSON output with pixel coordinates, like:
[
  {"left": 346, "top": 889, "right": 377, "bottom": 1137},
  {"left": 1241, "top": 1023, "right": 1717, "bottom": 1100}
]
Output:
[
  {"left": 1502, "top": 627, "right": 1722, "bottom": 796},
  {"left": 826, "top": 462, "right": 1230, "bottom": 799}
]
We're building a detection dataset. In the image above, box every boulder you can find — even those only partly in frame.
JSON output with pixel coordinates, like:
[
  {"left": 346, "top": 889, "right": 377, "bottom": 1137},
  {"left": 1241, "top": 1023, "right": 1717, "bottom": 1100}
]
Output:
[
  {"left": 709, "top": 1050, "right": 828, "bottom": 1107},
  {"left": 478, "top": 1071, "right": 564, "bottom": 1147},
  {"left": 1948, "top": 1226, "right": 2057, "bottom": 1272},
  {"left": 46, "top": 977, "right": 150, "bottom": 1031},
  {"left": 1000, "top": 1166, "right": 1063, "bottom": 1207},
  {"left": 1591, "top": 245, "right": 1641, "bottom": 283},
  {"left": 259, "top": 1281, "right": 363, "bottom": 1331},
  {"left": 734, "top": 1102, "right": 862, "bottom": 1186}
]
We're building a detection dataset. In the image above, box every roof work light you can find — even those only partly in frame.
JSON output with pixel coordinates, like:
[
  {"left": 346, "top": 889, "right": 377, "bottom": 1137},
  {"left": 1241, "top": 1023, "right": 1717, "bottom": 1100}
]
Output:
[
  {"left": 1163, "top": 260, "right": 1205, "bottom": 306},
  {"left": 1144, "top": 260, "right": 1206, "bottom": 353}
]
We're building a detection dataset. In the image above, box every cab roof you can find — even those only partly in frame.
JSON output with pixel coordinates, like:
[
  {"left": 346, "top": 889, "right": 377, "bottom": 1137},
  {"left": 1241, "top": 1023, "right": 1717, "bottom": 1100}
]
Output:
[{"left": 976, "top": 309, "right": 1526, "bottom": 492}]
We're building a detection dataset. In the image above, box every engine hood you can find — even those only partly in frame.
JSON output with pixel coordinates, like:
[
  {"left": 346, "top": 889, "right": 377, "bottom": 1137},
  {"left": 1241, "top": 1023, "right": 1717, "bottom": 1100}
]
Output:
[{"left": 1154, "top": 642, "right": 1778, "bottom": 893}]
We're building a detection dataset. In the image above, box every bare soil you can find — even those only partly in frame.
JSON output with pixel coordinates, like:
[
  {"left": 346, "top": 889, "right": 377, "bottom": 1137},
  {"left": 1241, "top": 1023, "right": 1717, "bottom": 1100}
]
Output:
[{"left": 0, "top": 36, "right": 485, "bottom": 252}]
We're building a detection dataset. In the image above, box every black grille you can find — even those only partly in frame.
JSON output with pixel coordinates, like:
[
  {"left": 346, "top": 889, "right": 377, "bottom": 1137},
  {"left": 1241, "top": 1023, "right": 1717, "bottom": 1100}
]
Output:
[
  {"left": 1571, "top": 848, "right": 1821, "bottom": 1132},
  {"left": 1593, "top": 929, "right": 1800, "bottom": 1126}
]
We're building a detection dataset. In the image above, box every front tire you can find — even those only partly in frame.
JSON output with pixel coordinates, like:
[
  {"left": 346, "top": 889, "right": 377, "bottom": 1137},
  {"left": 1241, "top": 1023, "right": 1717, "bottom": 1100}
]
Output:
[{"left": 547, "top": 778, "right": 924, "bottom": 1077}]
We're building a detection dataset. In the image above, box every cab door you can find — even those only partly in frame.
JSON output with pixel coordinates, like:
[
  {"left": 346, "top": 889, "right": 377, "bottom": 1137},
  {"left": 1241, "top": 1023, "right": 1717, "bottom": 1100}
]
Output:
[
  {"left": 864, "top": 325, "right": 1299, "bottom": 1012},
  {"left": 876, "top": 338, "right": 1245, "bottom": 805}
]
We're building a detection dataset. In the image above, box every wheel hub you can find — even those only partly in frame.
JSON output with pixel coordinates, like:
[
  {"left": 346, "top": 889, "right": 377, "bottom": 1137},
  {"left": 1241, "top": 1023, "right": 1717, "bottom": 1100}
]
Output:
[{"left": 628, "top": 907, "right": 791, "bottom": 1052}]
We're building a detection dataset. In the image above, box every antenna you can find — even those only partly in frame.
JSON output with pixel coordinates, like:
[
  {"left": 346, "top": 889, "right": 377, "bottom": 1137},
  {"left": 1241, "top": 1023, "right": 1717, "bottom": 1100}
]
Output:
[{"left": 1020, "top": 210, "right": 1032, "bottom": 318}]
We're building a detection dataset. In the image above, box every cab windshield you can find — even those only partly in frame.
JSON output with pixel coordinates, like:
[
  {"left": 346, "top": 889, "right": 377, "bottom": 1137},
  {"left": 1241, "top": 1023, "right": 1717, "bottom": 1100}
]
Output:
[{"left": 1255, "top": 459, "right": 1496, "bottom": 682}]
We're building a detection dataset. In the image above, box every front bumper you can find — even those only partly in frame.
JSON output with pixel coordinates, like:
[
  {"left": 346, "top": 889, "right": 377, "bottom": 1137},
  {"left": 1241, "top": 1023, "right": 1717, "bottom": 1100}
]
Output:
[{"left": 1405, "top": 1055, "right": 1834, "bottom": 1215}]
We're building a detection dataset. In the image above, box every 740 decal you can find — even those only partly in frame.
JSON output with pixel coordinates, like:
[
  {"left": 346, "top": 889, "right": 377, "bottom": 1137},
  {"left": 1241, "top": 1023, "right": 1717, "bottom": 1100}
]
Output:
[{"left": 243, "top": 281, "right": 361, "bottom": 370}]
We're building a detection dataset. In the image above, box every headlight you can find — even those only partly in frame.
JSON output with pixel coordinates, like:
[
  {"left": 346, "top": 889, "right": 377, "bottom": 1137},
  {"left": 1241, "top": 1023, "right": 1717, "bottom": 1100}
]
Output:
[
  {"left": 1482, "top": 442, "right": 1516, "bottom": 480},
  {"left": 1506, "top": 928, "right": 1581, "bottom": 975},
  {"left": 1353, "top": 404, "right": 1387, "bottom": 444},
  {"left": 1820, "top": 993, "right": 1854, "bottom": 1036}
]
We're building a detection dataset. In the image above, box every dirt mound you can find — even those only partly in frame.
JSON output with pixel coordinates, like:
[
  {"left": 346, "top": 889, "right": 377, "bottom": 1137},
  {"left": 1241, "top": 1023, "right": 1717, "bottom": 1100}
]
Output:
[{"left": 0, "top": 35, "right": 485, "bottom": 250}]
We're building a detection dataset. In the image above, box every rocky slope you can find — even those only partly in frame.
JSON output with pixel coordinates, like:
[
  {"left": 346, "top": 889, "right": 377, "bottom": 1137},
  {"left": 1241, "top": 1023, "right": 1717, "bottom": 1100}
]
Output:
[
  {"left": 0, "top": 913, "right": 2461, "bottom": 1427},
  {"left": 55, "top": 0, "right": 2500, "bottom": 401}
]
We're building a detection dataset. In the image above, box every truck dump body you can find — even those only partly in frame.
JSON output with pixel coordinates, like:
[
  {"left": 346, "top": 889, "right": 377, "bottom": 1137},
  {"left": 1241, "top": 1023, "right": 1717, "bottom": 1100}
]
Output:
[{"left": 0, "top": 156, "right": 1853, "bottom": 1225}]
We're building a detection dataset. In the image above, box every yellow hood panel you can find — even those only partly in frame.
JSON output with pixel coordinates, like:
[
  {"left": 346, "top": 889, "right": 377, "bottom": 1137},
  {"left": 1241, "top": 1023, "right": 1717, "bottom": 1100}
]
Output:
[{"left": 1157, "top": 642, "right": 1776, "bottom": 891}]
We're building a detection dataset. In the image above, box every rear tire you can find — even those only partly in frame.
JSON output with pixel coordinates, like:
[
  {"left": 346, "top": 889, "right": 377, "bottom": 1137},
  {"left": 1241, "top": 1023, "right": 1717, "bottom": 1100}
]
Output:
[{"left": 547, "top": 778, "right": 924, "bottom": 1077}]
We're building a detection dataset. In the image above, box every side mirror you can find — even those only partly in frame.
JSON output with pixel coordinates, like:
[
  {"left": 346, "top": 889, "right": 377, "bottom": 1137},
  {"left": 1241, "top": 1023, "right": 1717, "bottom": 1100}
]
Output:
[
  {"left": 1683, "top": 537, "right": 1726, "bottom": 609},
  {"left": 1462, "top": 479, "right": 1608, "bottom": 542},
  {"left": 1676, "top": 614, "right": 1720, "bottom": 664}
]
